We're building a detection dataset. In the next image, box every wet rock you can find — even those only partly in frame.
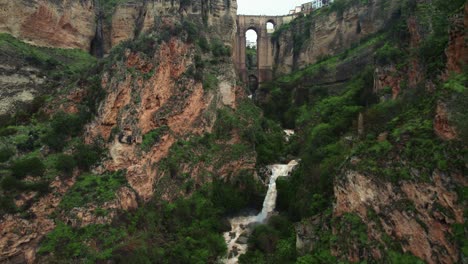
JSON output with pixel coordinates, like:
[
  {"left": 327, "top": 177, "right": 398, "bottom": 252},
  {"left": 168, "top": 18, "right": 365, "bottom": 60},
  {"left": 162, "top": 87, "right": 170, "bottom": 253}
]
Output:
[
  {"left": 377, "top": 132, "right": 389, "bottom": 142},
  {"left": 236, "top": 235, "right": 249, "bottom": 245}
]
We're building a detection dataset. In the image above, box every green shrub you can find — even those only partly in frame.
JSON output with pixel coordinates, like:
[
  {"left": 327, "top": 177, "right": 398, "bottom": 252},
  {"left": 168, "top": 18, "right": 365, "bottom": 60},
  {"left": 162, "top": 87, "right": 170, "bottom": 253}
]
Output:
[
  {"left": 11, "top": 157, "right": 45, "bottom": 179},
  {"left": 50, "top": 112, "right": 84, "bottom": 137},
  {"left": 0, "top": 147, "right": 15, "bottom": 162},
  {"left": 248, "top": 225, "right": 279, "bottom": 253},
  {"left": 59, "top": 171, "right": 126, "bottom": 210},
  {"left": 74, "top": 144, "right": 102, "bottom": 171},
  {"left": 0, "top": 127, "right": 18, "bottom": 137},
  {"left": 41, "top": 130, "right": 68, "bottom": 151},
  {"left": 0, "top": 194, "right": 17, "bottom": 215},
  {"left": 141, "top": 126, "right": 169, "bottom": 151},
  {"left": 197, "top": 36, "right": 210, "bottom": 53},
  {"left": 55, "top": 154, "right": 76, "bottom": 176},
  {"left": 211, "top": 39, "right": 231, "bottom": 57},
  {"left": 203, "top": 73, "right": 219, "bottom": 91},
  {"left": 375, "top": 43, "right": 404, "bottom": 65}
]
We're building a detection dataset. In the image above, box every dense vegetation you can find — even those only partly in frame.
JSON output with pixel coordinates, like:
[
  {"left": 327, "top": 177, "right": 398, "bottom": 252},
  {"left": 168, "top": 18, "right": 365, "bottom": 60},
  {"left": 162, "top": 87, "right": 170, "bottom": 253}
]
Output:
[
  {"left": 0, "top": 0, "right": 466, "bottom": 263},
  {"left": 242, "top": 0, "right": 467, "bottom": 263},
  {"left": 0, "top": 33, "right": 101, "bottom": 216}
]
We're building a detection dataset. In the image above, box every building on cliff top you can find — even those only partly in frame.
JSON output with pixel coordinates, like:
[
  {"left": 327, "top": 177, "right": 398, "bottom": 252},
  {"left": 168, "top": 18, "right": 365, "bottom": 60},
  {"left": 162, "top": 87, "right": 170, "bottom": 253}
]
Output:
[{"left": 290, "top": 0, "right": 335, "bottom": 15}]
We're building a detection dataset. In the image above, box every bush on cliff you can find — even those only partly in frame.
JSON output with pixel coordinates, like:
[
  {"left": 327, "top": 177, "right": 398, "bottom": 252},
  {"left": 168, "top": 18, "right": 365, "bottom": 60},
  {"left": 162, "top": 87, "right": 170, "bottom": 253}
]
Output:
[{"left": 11, "top": 157, "right": 45, "bottom": 179}]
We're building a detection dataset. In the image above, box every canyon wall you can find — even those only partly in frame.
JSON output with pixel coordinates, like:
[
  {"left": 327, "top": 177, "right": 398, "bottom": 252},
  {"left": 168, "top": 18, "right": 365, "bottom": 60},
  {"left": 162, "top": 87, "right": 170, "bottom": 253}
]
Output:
[
  {"left": 0, "top": 0, "right": 96, "bottom": 50},
  {"left": 272, "top": 0, "right": 402, "bottom": 75},
  {"left": 0, "top": 0, "right": 247, "bottom": 263},
  {"left": 0, "top": 0, "right": 237, "bottom": 54}
]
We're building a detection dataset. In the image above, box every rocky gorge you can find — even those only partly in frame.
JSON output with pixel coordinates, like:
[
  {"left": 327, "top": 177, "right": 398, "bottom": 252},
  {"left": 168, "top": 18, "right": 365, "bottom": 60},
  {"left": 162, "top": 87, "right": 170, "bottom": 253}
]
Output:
[{"left": 0, "top": 0, "right": 466, "bottom": 263}]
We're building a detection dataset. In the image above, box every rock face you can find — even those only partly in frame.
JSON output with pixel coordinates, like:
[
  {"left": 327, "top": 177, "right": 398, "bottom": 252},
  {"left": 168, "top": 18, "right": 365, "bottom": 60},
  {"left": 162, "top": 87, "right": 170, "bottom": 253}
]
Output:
[
  {"left": 434, "top": 102, "right": 458, "bottom": 140},
  {"left": 0, "top": 177, "right": 76, "bottom": 264},
  {"left": 273, "top": 0, "right": 401, "bottom": 74},
  {"left": 0, "top": 0, "right": 238, "bottom": 54},
  {"left": 0, "top": 0, "right": 96, "bottom": 50},
  {"left": 332, "top": 171, "right": 465, "bottom": 264},
  {"left": 83, "top": 0, "right": 241, "bottom": 201},
  {"left": 0, "top": 0, "right": 243, "bottom": 262},
  {"left": 445, "top": 4, "right": 468, "bottom": 74},
  {"left": 0, "top": 64, "right": 45, "bottom": 116}
]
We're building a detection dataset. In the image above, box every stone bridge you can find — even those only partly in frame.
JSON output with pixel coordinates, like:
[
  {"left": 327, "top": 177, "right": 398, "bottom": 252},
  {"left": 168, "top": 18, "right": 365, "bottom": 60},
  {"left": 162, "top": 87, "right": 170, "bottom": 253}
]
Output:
[{"left": 233, "top": 15, "right": 294, "bottom": 86}]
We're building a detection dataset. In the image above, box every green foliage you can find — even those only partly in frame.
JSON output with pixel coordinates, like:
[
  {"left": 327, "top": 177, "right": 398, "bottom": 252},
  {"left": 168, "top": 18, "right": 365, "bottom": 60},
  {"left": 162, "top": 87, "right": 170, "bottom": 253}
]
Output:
[
  {"left": 211, "top": 39, "right": 231, "bottom": 57},
  {"left": 73, "top": 143, "right": 102, "bottom": 171},
  {"left": 246, "top": 46, "right": 257, "bottom": 70},
  {"left": 59, "top": 171, "right": 127, "bottom": 210},
  {"left": 197, "top": 36, "right": 210, "bottom": 53},
  {"left": 248, "top": 224, "right": 280, "bottom": 253},
  {"left": 0, "top": 33, "right": 96, "bottom": 79},
  {"left": 213, "top": 101, "right": 286, "bottom": 165},
  {"left": 11, "top": 157, "right": 45, "bottom": 179},
  {"left": 329, "top": 0, "right": 348, "bottom": 17},
  {"left": 416, "top": 0, "right": 465, "bottom": 75},
  {"left": 41, "top": 111, "right": 88, "bottom": 151},
  {"left": 295, "top": 251, "right": 337, "bottom": 264},
  {"left": 334, "top": 213, "right": 368, "bottom": 249},
  {"left": 203, "top": 73, "right": 219, "bottom": 91},
  {"left": 182, "top": 20, "right": 199, "bottom": 43},
  {"left": 212, "top": 172, "right": 265, "bottom": 213},
  {"left": 98, "top": 0, "right": 127, "bottom": 19},
  {"left": 352, "top": 83, "right": 466, "bottom": 183},
  {"left": 240, "top": 216, "right": 296, "bottom": 263},
  {"left": 55, "top": 154, "right": 76, "bottom": 176},
  {"left": 375, "top": 43, "right": 405, "bottom": 65},
  {"left": 0, "top": 146, "right": 15, "bottom": 162},
  {"left": 0, "top": 127, "right": 18, "bottom": 137},
  {"left": 38, "top": 222, "right": 125, "bottom": 260},
  {"left": 141, "top": 126, "right": 169, "bottom": 151},
  {"left": 444, "top": 73, "right": 468, "bottom": 144},
  {"left": 387, "top": 251, "right": 425, "bottom": 264}
]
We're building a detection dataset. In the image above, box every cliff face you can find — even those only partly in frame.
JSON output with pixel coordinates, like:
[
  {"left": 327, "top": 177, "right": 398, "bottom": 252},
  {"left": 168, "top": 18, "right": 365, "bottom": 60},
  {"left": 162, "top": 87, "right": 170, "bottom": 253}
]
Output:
[
  {"left": 0, "top": 1, "right": 250, "bottom": 263},
  {"left": 258, "top": 1, "right": 467, "bottom": 263},
  {"left": 272, "top": 0, "right": 401, "bottom": 75},
  {"left": 0, "top": 0, "right": 237, "bottom": 55},
  {"left": 0, "top": 0, "right": 96, "bottom": 50},
  {"left": 86, "top": 0, "right": 240, "bottom": 201}
]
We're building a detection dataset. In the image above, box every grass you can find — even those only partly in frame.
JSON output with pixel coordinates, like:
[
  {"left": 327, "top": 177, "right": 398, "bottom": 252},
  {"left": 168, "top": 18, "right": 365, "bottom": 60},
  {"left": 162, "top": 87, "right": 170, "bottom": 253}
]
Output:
[
  {"left": 59, "top": 171, "right": 127, "bottom": 210},
  {"left": 0, "top": 33, "right": 96, "bottom": 77}
]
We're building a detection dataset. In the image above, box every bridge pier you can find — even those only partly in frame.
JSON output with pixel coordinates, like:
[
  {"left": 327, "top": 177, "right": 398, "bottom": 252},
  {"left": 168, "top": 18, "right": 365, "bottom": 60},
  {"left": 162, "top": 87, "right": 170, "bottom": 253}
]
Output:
[{"left": 234, "top": 15, "right": 293, "bottom": 84}]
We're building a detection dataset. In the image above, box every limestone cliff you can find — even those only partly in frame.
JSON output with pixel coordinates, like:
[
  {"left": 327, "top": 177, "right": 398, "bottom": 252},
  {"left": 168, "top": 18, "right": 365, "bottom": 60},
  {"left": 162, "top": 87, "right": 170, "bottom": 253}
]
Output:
[
  {"left": 0, "top": 0, "right": 252, "bottom": 263},
  {"left": 257, "top": 1, "right": 467, "bottom": 263},
  {"left": 0, "top": 0, "right": 237, "bottom": 55},
  {"left": 0, "top": 0, "right": 96, "bottom": 50},
  {"left": 272, "top": 0, "right": 402, "bottom": 75}
]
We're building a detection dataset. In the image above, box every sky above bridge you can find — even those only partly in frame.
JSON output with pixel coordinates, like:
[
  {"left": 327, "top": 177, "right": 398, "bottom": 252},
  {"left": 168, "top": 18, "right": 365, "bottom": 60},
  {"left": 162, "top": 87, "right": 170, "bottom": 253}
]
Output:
[{"left": 237, "top": 0, "right": 306, "bottom": 15}]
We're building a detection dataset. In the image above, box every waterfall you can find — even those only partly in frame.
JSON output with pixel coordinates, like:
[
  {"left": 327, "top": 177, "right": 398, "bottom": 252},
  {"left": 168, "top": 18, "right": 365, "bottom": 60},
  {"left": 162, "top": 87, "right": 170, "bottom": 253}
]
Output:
[
  {"left": 222, "top": 130, "right": 299, "bottom": 263},
  {"left": 255, "top": 160, "right": 298, "bottom": 223}
]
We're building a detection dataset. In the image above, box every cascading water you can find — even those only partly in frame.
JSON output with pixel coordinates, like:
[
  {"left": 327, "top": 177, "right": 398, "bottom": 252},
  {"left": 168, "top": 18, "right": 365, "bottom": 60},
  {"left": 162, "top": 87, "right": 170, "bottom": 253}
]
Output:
[
  {"left": 222, "top": 130, "right": 299, "bottom": 263},
  {"left": 255, "top": 161, "right": 299, "bottom": 223}
]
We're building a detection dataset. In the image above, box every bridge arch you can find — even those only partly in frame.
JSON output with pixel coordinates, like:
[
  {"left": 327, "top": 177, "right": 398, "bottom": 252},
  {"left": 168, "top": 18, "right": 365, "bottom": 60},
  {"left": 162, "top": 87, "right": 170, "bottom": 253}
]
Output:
[
  {"left": 234, "top": 15, "right": 292, "bottom": 84},
  {"left": 266, "top": 19, "right": 276, "bottom": 33}
]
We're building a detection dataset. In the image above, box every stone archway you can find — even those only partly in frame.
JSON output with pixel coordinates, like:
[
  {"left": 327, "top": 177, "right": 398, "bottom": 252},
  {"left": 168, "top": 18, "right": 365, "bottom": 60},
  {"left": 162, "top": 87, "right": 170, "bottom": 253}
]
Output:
[{"left": 234, "top": 15, "right": 293, "bottom": 84}]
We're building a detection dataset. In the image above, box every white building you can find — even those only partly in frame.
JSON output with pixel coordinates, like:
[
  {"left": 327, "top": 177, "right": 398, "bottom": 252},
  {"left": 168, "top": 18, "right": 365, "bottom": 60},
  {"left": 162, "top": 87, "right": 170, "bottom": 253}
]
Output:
[{"left": 310, "top": 0, "right": 334, "bottom": 10}]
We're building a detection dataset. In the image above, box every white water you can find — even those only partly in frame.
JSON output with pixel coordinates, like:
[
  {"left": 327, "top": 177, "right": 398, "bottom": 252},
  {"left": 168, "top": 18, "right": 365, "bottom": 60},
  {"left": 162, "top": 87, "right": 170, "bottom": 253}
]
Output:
[
  {"left": 223, "top": 159, "right": 299, "bottom": 263},
  {"left": 283, "top": 129, "right": 295, "bottom": 142}
]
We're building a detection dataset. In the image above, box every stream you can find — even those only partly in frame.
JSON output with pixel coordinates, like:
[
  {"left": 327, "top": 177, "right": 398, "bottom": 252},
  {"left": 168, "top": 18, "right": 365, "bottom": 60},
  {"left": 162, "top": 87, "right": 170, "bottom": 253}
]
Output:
[{"left": 222, "top": 131, "right": 298, "bottom": 263}]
